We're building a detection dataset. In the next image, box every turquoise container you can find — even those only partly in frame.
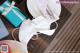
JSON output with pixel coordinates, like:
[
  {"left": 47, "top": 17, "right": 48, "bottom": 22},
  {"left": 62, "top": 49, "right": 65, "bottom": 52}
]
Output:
[{"left": 0, "top": 0, "right": 27, "bottom": 27}]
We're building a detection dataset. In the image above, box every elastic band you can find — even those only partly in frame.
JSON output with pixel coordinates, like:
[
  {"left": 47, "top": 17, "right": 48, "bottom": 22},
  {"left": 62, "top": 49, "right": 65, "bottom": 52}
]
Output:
[
  {"left": 11, "top": 28, "right": 19, "bottom": 41},
  {"left": 54, "top": 22, "right": 58, "bottom": 30},
  {"left": 31, "top": 34, "right": 39, "bottom": 40}
]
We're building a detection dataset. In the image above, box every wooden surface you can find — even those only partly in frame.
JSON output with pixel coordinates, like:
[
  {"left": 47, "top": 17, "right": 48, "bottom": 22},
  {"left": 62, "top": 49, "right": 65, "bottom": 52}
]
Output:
[{"left": 44, "top": 5, "right": 80, "bottom": 53}]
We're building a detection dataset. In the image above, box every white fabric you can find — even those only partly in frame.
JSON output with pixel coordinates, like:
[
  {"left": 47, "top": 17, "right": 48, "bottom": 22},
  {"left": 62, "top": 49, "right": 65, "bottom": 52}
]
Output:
[
  {"left": 19, "top": 0, "right": 61, "bottom": 53},
  {"left": 19, "top": 16, "right": 56, "bottom": 45},
  {"left": 27, "top": 0, "right": 61, "bottom": 22}
]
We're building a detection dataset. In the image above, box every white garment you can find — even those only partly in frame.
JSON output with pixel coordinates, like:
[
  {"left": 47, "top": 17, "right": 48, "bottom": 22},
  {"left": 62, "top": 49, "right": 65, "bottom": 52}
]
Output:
[
  {"left": 18, "top": 0, "right": 61, "bottom": 53},
  {"left": 19, "top": 16, "right": 56, "bottom": 45},
  {"left": 27, "top": 0, "right": 61, "bottom": 22}
]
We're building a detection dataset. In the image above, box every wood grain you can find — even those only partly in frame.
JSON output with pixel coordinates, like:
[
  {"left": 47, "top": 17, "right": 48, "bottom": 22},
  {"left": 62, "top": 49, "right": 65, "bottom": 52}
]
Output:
[{"left": 44, "top": 5, "right": 80, "bottom": 53}]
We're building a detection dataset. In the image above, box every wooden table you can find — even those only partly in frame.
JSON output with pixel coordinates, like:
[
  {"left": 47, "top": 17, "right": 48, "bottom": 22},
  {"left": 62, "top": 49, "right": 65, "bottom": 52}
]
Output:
[{"left": 44, "top": 4, "right": 80, "bottom": 53}]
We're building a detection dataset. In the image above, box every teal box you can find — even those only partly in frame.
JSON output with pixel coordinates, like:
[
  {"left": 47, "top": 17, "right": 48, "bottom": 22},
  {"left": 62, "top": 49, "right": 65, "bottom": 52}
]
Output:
[{"left": 0, "top": 0, "right": 27, "bottom": 27}]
